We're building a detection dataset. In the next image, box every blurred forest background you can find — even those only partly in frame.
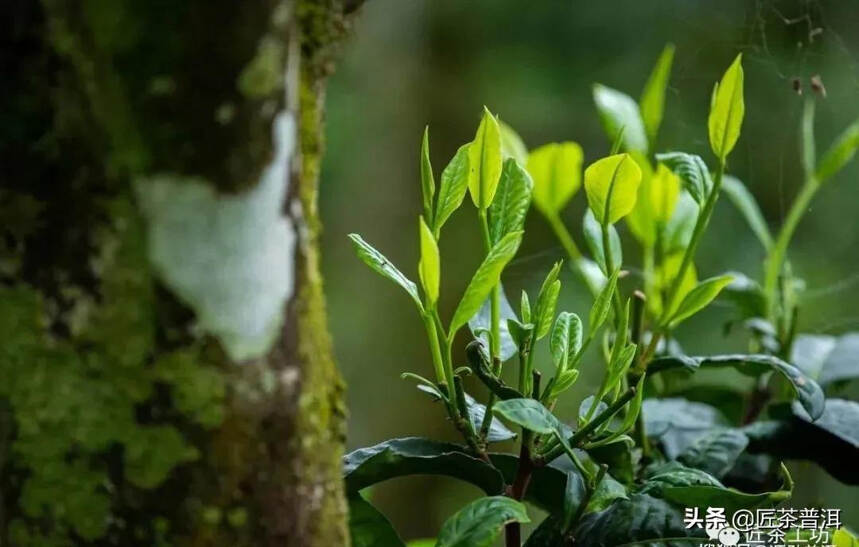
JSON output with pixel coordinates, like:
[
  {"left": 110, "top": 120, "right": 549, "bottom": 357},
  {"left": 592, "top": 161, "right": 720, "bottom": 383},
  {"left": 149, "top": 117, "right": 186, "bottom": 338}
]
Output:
[{"left": 320, "top": 0, "right": 859, "bottom": 541}]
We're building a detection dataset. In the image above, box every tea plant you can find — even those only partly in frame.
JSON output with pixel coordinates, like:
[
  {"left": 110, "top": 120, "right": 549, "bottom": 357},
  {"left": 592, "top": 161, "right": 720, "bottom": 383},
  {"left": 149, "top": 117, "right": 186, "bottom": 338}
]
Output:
[{"left": 345, "top": 47, "right": 859, "bottom": 546}]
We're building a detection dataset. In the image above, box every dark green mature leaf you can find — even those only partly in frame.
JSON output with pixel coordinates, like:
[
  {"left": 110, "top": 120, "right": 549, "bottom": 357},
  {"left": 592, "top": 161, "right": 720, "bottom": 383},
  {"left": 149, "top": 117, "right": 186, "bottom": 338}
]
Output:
[
  {"left": 490, "top": 159, "right": 533, "bottom": 243},
  {"left": 588, "top": 438, "right": 636, "bottom": 485},
  {"left": 583, "top": 209, "right": 622, "bottom": 274},
  {"left": 791, "top": 333, "right": 859, "bottom": 387},
  {"left": 722, "top": 175, "right": 773, "bottom": 250},
  {"left": 643, "top": 398, "right": 729, "bottom": 458},
  {"left": 790, "top": 334, "right": 837, "bottom": 382},
  {"left": 436, "top": 496, "right": 529, "bottom": 547},
  {"left": 744, "top": 399, "right": 859, "bottom": 484},
  {"left": 493, "top": 398, "right": 559, "bottom": 434},
  {"left": 469, "top": 286, "right": 518, "bottom": 362},
  {"left": 586, "top": 469, "right": 630, "bottom": 513},
  {"left": 434, "top": 144, "right": 471, "bottom": 235},
  {"left": 593, "top": 84, "right": 649, "bottom": 153},
  {"left": 349, "top": 234, "right": 422, "bottom": 309},
  {"left": 491, "top": 454, "right": 582, "bottom": 513},
  {"left": 412, "top": 381, "right": 515, "bottom": 442},
  {"left": 677, "top": 428, "right": 749, "bottom": 479},
  {"left": 640, "top": 461, "right": 723, "bottom": 493},
  {"left": 563, "top": 468, "right": 588, "bottom": 528},
  {"left": 669, "top": 275, "right": 734, "bottom": 326},
  {"left": 464, "top": 393, "right": 517, "bottom": 443},
  {"left": 349, "top": 494, "right": 405, "bottom": 547},
  {"left": 720, "top": 271, "right": 767, "bottom": 319},
  {"left": 816, "top": 119, "right": 859, "bottom": 183},
  {"left": 640, "top": 44, "right": 675, "bottom": 145},
  {"left": 661, "top": 463, "right": 792, "bottom": 515},
  {"left": 575, "top": 494, "right": 706, "bottom": 547},
  {"left": 523, "top": 515, "right": 567, "bottom": 547},
  {"left": 450, "top": 231, "right": 523, "bottom": 332},
  {"left": 648, "top": 354, "right": 825, "bottom": 420},
  {"left": 343, "top": 437, "right": 505, "bottom": 494},
  {"left": 655, "top": 152, "right": 712, "bottom": 204}
]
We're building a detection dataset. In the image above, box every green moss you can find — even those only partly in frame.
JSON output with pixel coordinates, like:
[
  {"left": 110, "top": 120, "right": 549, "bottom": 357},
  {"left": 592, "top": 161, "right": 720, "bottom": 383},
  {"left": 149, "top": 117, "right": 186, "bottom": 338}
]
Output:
[
  {"left": 237, "top": 36, "right": 285, "bottom": 99},
  {"left": 0, "top": 200, "right": 226, "bottom": 544}
]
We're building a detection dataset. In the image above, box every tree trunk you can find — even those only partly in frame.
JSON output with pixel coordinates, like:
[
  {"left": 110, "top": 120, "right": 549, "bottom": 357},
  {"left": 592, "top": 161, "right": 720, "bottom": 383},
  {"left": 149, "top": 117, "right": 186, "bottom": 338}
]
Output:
[{"left": 0, "top": 1, "right": 359, "bottom": 545}]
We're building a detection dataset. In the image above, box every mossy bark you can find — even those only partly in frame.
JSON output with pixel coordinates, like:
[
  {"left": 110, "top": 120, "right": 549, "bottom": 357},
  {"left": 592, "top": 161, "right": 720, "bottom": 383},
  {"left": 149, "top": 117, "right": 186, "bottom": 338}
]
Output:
[{"left": 0, "top": 1, "right": 359, "bottom": 545}]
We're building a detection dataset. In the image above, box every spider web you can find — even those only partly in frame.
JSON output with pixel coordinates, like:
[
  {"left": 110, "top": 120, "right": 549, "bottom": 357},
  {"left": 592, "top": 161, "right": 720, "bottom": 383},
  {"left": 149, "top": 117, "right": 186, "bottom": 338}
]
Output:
[{"left": 506, "top": 0, "right": 859, "bottom": 334}]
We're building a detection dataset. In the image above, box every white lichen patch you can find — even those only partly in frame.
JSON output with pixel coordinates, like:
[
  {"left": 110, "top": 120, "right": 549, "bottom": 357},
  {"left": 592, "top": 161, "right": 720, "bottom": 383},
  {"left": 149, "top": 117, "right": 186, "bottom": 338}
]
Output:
[{"left": 137, "top": 113, "right": 296, "bottom": 361}]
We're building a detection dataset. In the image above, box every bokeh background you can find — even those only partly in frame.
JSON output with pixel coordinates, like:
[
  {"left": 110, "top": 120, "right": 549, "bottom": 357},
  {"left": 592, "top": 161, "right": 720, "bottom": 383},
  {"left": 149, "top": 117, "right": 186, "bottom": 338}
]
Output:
[{"left": 320, "top": 0, "right": 859, "bottom": 540}]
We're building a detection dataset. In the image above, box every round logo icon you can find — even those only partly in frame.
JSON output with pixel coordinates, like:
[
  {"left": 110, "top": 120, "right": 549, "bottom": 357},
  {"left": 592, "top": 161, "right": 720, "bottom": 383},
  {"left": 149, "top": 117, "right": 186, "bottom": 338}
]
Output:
[{"left": 718, "top": 527, "right": 741, "bottom": 546}]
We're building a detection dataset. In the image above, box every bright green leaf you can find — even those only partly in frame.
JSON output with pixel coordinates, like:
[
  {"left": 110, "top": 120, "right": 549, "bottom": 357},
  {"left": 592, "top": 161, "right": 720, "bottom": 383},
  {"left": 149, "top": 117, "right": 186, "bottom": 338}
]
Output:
[
  {"left": 534, "top": 262, "right": 563, "bottom": 340},
  {"left": 434, "top": 144, "right": 471, "bottom": 235},
  {"left": 653, "top": 252, "right": 697, "bottom": 318},
  {"left": 348, "top": 234, "right": 423, "bottom": 311},
  {"left": 669, "top": 274, "right": 734, "bottom": 326},
  {"left": 589, "top": 270, "right": 618, "bottom": 332},
  {"left": 593, "top": 84, "right": 648, "bottom": 153},
  {"left": 520, "top": 290, "right": 531, "bottom": 323},
  {"left": 499, "top": 120, "right": 529, "bottom": 166},
  {"left": 550, "top": 311, "right": 583, "bottom": 371},
  {"left": 816, "top": 119, "right": 859, "bottom": 183},
  {"left": 549, "top": 369, "right": 580, "bottom": 398},
  {"left": 418, "top": 217, "right": 440, "bottom": 306},
  {"left": 640, "top": 44, "right": 675, "bottom": 145},
  {"left": 527, "top": 142, "right": 584, "bottom": 216},
  {"left": 656, "top": 151, "right": 712, "bottom": 204},
  {"left": 584, "top": 153, "right": 642, "bottom": 224},
  {"left": 437, "top": 496, "right": 529, "bottom": 547},
  {"left": 708, "top": 54, "right": 745, "bottom": 161},
  {"left": 663, "top": 194, "right": 700, "bottom": 255},
  {"left": 489, "top": 158, "right": 533, "bottom": 243},
  {"left": 625, "top": 152, "right": 657, "bottom": 245},
  {"left": 450, "top": 231, "right": 522, "bottom": 332},
  {"left": 469, "top": 285, "right": 519, "bottom": 362},
  {"left": 468, "top": 107, "right": 503, "bottom": 209},
  {"left": 722, "top": 174, "right": 773, "bottom": 250},
  {"left": 583, "top": 209, "right": 622, "bottom": 274},
  {"left": 420, "top": 127, "right": 435, "bottom": 224},
  {"left": 649, "top": 163, "right": 680, "bottom": 223}
]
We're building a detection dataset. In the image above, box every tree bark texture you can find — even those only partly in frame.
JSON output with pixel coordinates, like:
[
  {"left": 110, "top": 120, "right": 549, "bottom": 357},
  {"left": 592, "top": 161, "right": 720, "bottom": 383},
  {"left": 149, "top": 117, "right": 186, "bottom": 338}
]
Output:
[{"left": 0, "top": 1, "right": 359, "bottom": 545}]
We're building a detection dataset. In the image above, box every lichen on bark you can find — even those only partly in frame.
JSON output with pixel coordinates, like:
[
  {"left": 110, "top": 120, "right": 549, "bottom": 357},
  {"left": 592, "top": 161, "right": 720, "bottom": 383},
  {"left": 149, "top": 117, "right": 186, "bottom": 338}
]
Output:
[{"left": 1, "top": 0, "right": 361, "bottom": 545}]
